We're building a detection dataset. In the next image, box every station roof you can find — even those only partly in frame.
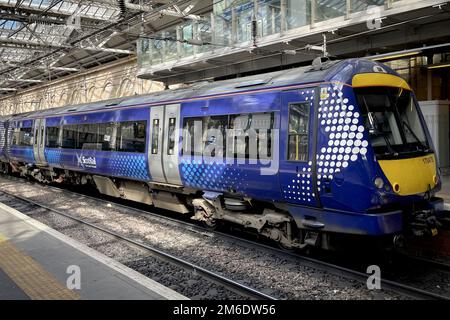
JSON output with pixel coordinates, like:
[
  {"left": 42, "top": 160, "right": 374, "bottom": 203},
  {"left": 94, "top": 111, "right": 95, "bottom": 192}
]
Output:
[{"left": 0, "top": 0, "right": 212, "bottom": 96}]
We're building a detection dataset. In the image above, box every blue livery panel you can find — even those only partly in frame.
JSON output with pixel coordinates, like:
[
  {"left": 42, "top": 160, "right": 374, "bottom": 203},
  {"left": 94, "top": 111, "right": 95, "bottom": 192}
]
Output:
[{"left": 45, "top": 148, "right": 150, "bottom": 181}]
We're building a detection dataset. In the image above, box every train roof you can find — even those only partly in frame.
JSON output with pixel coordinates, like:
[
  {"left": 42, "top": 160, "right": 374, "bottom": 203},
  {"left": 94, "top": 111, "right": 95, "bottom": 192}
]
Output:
[{"left": 6, "top": 58, "right": 396, "bottom": 121}]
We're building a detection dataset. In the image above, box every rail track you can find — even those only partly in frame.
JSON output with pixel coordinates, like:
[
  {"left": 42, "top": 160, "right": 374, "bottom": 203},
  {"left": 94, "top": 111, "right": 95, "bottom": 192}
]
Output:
[
  {"left": 0, "top": 175, "right": 449, "bottom": 300},
  {"left": 0, "top": 188, "right": 275, "bottom": 300}
]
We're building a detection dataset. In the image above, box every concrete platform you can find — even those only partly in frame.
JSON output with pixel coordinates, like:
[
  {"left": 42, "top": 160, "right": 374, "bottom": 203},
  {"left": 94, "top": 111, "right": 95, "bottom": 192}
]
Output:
[{"left": 0, "top": 202, "right": 187, "bottom": 300}]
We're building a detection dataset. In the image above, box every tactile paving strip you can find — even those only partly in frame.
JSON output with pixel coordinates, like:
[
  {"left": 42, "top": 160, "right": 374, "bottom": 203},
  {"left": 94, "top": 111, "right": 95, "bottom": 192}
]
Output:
[{"left": 0, "top": 234, "right": 80, "bottom": 300}]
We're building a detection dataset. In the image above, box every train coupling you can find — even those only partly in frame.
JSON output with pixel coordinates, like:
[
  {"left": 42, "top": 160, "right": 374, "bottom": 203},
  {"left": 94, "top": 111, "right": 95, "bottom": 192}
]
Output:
[{"left": 409, "top": 209, "right": 441, "bottom": 237}]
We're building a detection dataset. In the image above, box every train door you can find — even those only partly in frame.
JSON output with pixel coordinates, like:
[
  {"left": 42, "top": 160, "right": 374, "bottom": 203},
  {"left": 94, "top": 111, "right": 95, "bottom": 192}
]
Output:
[
  {"left": 33, "top": 118, "right": 47, "bottom": 166},
  {"left": 148, "top": 104, "right": 182, "bottom": 185},
  {"left": 279, "top": 88, "right": 320, "bottom": 207},
  {"left": 149, "top": 106, "right": 165, "bottom": 183},
  {"left": 162, "top": 104, "right": 182, "bottom": 185}
]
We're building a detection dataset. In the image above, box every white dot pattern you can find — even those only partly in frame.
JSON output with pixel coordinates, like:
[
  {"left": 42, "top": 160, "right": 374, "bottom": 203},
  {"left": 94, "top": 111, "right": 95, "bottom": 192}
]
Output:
[{"left": 316, "top": 85, "right": 369, "bottom": 188}]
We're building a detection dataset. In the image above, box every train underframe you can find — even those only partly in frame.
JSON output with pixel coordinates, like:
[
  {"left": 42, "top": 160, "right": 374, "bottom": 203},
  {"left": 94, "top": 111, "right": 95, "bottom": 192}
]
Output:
[{"left": 0, "top": 160, "right": 415, "bottom": 251}]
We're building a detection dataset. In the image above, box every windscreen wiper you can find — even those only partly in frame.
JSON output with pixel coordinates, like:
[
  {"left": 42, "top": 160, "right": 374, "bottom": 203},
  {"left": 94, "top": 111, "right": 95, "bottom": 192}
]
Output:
[
  {"left": 368, "top": 111, "right": 397, "bottom": 157},
  {"left": 375, "top": 131, "right": 397, "bottom": 157},
  {"left": 402, "top": 120, "right": 429, "bottom": 152}
]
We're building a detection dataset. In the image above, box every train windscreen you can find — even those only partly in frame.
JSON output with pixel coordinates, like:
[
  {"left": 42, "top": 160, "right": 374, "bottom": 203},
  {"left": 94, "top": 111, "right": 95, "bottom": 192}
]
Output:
[{"left": 355, "top": 86, "right": 431, "bottom": 159}]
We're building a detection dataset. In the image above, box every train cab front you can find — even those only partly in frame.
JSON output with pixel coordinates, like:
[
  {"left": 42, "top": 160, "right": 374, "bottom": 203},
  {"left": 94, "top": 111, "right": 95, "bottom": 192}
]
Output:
[{"left": 352, "top": 72, "right": 446, "bottom": 240}]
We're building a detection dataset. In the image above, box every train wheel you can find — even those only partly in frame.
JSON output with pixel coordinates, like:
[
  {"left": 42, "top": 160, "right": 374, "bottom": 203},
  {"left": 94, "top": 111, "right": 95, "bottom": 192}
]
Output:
[
  {"left": 202, "top": 218, "right": 218, "bottom": 230},
  {"left": 277, "top": 241, "right": 297, "bottom": 252}
]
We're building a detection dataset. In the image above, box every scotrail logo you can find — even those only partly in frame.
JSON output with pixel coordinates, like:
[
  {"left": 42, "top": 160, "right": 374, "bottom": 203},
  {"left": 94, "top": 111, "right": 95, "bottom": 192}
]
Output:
[{"left": 76, "top": 154, "right": 97, "bottom": 169}]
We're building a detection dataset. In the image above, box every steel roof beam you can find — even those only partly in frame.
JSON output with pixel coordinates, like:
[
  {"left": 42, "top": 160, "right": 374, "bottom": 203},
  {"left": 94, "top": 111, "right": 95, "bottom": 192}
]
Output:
[
  {"left": 0, "top": 2, "right": 116, "bottom": 22},
  {"left": 0, "top": 36, "right": 134, "bottom": 53},
  {"left": 0, "top": 60, "right": 79, "bottom": 72},
  {"left": 0, "top": 11, "right": 67, "bottom": 25},
  {"left": 0, "top": 36, "right": 70, "bottom": 49},
  {"left": 123, "top": 0, "right": 202, "bottom": 20},
  {"left": 0, "top": 0, "right": 197, "bottom": 91},
  {"left": 4, "top": 78, "right": 42, "bottom": 83}
]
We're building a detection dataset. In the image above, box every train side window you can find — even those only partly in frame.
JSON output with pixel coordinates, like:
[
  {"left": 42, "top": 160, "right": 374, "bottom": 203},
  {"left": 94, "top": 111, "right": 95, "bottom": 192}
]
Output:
[
  {"left": 204, "top": 116, "right": 227, "bottom": 158},
  {"left": 0, "top": 123, "right": 5, "bottom": 148},
  {"left": 12, "top": 126, "right": 33, "bottom": 146},
  {"left": 151, "top": 119, "right": 160, "bottom": 154},
  {"left": 40, "top": 127, "right": 45, "bottom": 146},
  {"left": 182, "top": 117, "right": 202, "bottom": 156},
  {"left": 118, "top": 121, "right": 146, "bottom": 153},
  {"left": 250, "top": 113, "right": 274, "bottom": 160},
  {"left": 98, "top": 122, "right": 116, "bottom": 151},
  {"left": 62, "top": 124, "right": 78, "bottom": 149},
  {"left": 46, "top": 127, "right": 60, "bottom": 148},
  {"left": 167, "top": 118, "right": 176, "bottom": 155},
  {"left": 12, "top": 128, "right": 19, "bottom": 145},
  {"left": 229, "top": 114, "right": 250, "bottom": 158},
  {"left": 18, "top": 127, "right": 33, "bottom": 146},
  {"left": 78, "top": 123, "right": 99, "bottom": 150},
  {"left": 288, "top": 103, "right": 310, "bottom": 161}
]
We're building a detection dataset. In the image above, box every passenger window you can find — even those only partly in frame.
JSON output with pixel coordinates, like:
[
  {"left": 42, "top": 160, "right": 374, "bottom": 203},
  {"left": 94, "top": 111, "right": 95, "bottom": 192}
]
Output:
[
  {"left": 167, "top": 118, "right": 176, "bottom": 155},
  {"left": 40, "top": 127, "right": 44, "bottom": 146},
  {"left": 78, "top": 124, "right": 99, "bottom": 150},
  {"left": 98, "top": 122, "right": 116, "bottom": 151},
  {"left": 14, "top": 127, "right": 33, "bottom": 146},
  {"left": 12, "top": 128, "right": 19, "bottom": 145},
  {"left": 229, "top": 114, "right": 252, "bottom": 159},
  {"left": 151, "top": 119, "right": 159, "bottom": 154},
  {"left": 62, "top": 124, "right": 78, "bottom": 149},
  {"left": 182, "top": 117, "right": 202, "bottom": 156},
  {"left": 46, "top": 127, "right": 60, "bottom": 148},
  {"left": 204, "top": 116, "right": 227, "bottom": 158},
  {"left": 250, "top": 113, "right": 273, "bottom": 159},
  {"left": 288, "top": 103, "right": 310, "bottom": 161},
  {"left": 117, "top": 121, "right": 146, "bottom": 153},
  {"left": 182, "top": 113, "right": 274, "bottom": 159},
  {"left": 182, "top": 116, "right": 228, "bottom": 158}
]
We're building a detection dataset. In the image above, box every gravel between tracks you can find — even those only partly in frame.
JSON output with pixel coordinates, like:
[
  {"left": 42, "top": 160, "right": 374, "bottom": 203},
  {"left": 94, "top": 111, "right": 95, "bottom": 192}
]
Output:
[
  {"left": 0, "top": 177, "right": 404, "bottom": 300},
  {"left": 0, "top": 197, "right": 244, "bottom": 300}
]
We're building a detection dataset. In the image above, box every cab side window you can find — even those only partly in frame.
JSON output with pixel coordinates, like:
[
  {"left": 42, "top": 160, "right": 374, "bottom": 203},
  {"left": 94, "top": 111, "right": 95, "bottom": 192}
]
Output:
[{"left": 288, "top": 103, "right": 309, "bottom": 161}]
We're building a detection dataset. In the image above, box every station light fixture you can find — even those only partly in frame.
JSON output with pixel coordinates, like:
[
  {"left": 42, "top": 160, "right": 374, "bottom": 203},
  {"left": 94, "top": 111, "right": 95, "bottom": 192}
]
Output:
[
  {"left": 371, "top": 51, "right": 421, "bottom": 61},
  {"left": 427, "top": 63, "right": 450, "bottom": 69}
]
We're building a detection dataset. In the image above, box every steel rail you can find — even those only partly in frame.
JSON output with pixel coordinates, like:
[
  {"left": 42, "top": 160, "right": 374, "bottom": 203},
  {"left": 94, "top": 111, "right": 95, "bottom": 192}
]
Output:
[{"left": 0, "top": 188, "right": 277, "bottom": 301}]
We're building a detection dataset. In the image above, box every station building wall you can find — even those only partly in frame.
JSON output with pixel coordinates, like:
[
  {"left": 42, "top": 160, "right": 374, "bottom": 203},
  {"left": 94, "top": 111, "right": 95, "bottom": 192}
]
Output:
[{"left": 0, "top": 57, "right": 164, "bottom": 116}]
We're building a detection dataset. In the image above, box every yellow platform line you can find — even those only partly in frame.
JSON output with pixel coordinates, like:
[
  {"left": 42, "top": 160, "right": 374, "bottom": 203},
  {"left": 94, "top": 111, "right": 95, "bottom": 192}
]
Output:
[{"left": 0, "top": 234, "right": 80, "bottom": 300}]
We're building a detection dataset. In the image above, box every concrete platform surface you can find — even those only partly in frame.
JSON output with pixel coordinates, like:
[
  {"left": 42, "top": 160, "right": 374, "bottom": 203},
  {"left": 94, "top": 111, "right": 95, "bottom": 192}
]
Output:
[
  {"left": 0, "top": 202, "right": 187, "bottom": 300},
  {"left": 438, "top": 174, "right": 450, "bottom": 204}
]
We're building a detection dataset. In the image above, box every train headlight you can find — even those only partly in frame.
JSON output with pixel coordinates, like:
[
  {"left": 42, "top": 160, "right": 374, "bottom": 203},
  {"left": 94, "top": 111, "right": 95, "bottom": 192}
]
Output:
[{"left": 374, "top": 177, "right": 384, "bottom": 189}]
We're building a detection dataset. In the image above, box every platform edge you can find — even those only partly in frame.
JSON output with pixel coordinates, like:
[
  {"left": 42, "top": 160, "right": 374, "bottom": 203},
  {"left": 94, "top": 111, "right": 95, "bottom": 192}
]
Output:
[{"left": 0, "top": 201, "right": 189, "bottom": 300}]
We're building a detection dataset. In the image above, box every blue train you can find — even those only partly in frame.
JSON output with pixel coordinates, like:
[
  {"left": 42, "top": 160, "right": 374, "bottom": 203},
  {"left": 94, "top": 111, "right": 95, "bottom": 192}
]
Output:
[{"left": 0, "top": 58, "right": 444, "bottom": 250}]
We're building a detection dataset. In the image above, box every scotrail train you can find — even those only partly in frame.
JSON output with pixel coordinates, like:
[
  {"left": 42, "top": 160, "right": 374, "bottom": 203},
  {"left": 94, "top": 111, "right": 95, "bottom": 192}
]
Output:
[{"left": 0, "top": 58, "right": 445, "bottom": 250}]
